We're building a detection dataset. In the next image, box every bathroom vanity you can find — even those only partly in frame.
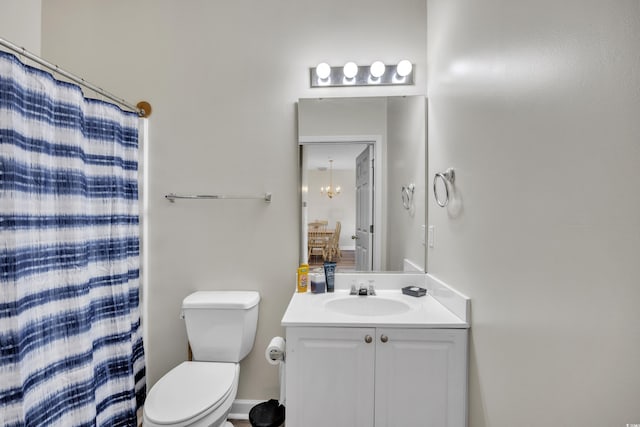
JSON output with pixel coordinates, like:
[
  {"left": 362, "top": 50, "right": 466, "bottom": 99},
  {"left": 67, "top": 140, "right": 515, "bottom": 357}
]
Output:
[{"left": 281, "top": 274, "right": 470, "bottom": 427}]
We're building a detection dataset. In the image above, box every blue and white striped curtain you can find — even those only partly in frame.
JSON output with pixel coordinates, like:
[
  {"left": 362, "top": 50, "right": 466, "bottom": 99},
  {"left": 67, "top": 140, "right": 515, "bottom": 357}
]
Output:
[{"left": 0, "top": 50, "right": 145, "bottom": 426}]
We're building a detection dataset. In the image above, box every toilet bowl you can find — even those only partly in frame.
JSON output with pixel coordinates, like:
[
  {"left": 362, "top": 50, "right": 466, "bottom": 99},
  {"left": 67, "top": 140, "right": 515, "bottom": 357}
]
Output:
[
  {"left": 143, "top": 362, "right": 238, "bottom": 427},
  {"left": 143, "top": 291, "right": 260, "bottom": 427}
]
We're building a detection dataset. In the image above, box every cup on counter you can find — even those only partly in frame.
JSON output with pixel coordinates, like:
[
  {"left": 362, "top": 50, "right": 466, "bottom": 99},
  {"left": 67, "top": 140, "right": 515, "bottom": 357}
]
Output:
[{"left": 310, "top": 270, "right": 325, "bottom": 293}]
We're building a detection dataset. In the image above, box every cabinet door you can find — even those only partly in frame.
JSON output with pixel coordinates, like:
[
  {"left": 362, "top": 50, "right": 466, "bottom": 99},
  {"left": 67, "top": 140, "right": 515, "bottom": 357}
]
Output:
[
  {"left": 286, "top": 327, "right": 376, "bottom": 427},
  {"left": 374, "top": 329, "right": 468, "bottom": 427}
]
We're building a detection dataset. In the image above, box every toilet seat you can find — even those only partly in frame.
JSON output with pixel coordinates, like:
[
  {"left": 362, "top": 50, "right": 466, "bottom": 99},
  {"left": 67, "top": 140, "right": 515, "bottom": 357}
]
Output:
[{"left": 144, "top": 361, "right": 238, "bottom": 426}]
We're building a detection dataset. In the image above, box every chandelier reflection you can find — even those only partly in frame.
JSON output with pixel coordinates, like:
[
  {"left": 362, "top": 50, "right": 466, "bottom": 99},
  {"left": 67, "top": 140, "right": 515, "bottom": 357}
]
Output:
[{"left": 320, "top": 159, "right": 341, "bottom": 199}]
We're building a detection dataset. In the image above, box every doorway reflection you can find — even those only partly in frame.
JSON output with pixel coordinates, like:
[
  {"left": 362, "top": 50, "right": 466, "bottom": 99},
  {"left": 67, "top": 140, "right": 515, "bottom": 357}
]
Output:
[{"left": 303, "top": 143, "right": 369, "bottom": 272}]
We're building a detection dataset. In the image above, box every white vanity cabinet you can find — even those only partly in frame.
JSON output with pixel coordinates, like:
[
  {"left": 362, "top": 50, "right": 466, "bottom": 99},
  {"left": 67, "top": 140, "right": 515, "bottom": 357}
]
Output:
[
  {"left": 285, "top": 326, "right": 468, "bottom": 427},
  {"left": 285, "top": 327, "right": 376, "bottom": 427}
]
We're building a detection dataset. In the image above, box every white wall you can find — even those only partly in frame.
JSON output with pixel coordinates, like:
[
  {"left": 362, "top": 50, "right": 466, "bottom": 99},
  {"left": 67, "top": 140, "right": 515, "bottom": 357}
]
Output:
[
  {"left": 0, "top": 0, "right": 41, "bottom": 54},
  {"left": 427, "top": 1, "right": 640, "bottom": 425},
  {"left": 40, "top": 0, "right": 427, "bottom": 400},
  {"left": 386, "top": 96, "right": 426, "bottom": 271},
  {"left": 298, "top": 97, "right": 388, "bottom": 137}
]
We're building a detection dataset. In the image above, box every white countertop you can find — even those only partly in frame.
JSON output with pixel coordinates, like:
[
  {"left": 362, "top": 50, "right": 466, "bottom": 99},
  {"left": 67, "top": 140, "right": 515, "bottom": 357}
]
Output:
[{"left": 281, "top": 289, "right": 469, "bottom": 328}]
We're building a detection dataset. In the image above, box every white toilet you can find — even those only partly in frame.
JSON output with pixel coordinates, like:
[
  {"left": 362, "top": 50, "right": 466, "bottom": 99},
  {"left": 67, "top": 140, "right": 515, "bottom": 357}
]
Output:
[{"left": 143, "top": 291, "right": 260, "bottom": 427}]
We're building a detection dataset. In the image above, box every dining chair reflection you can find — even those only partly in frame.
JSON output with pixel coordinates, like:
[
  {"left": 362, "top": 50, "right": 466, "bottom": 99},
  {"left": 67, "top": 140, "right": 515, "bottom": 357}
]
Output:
[
  {"left": 323, "top": 221, "right": 341, "bottom": 262},
  {"left": 308, "top": 220, "right": 329, "bottom": 263}
]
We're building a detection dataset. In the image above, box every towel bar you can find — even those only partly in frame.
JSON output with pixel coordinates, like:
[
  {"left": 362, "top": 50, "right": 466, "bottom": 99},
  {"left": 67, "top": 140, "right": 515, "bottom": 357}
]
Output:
[{"left": 165, "top": 193, "right": 272, "bottom": 203}]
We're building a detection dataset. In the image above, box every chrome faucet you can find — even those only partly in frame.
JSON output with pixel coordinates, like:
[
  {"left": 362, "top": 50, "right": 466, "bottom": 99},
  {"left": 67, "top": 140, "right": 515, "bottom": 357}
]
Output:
[{"left": 350, "top": 280, "right": 376, "bottom": 296}]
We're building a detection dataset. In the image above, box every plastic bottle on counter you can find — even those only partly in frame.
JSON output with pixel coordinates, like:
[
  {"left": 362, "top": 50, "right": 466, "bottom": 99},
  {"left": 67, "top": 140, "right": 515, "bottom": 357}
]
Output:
[{"left": 297, "top": 263, "right": 309, "bottom": 293}]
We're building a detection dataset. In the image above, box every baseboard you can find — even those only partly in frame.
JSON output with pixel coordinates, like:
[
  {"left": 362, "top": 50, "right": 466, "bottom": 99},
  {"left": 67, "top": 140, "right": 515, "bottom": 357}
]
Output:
[{"left": 228, "top": 399, "right": 263, "bottom": 420}]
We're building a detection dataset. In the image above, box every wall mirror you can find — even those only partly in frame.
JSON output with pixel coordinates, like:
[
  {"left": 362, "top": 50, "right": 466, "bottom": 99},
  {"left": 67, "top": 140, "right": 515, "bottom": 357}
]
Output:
[{"left": 298, "top": 96, "right": 427, "bottom": 272}]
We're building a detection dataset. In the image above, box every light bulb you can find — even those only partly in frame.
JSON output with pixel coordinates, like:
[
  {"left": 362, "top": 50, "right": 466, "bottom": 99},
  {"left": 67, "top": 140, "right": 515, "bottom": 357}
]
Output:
[
  {"left": 316, "top": 62, "right": 331, "bottom": 80},
  {"left": 343, "top": 62, "right": 358, "bottom": 79},
  {"left": 396, "top": 60, "right": 413, "bottom": 77},
  {"left": 370, "top": 61, "right": 385, "bottom": 78}
]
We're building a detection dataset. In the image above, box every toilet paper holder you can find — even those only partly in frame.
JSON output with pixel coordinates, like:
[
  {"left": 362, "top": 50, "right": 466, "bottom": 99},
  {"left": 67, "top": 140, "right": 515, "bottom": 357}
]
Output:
[
  {"left": 268, "top": 348, "right": 285, "bottom": 362},
  {"left": 266, "top": 336, "right": 286, "bottom": 364},
  {"left": 265, "top": 336, "right": 287, "bottom": 405}
]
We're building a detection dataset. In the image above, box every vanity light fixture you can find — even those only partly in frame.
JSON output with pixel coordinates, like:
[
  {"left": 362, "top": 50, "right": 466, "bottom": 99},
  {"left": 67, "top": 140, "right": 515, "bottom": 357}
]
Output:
[
  {"left": 316, "top": 62, "right": 331, "bottom": 80},
  {"left": 310, "top": 59, "right": 415, "bottom": 88},
  {"left": 370, "top": 61, "right": 386, "bottom": 79},
  {"left": 343, "top": 62, "right": 359, "bottom": 79},
  {"left": 396, "top": 59, "right": 413, "bottom": 77}
]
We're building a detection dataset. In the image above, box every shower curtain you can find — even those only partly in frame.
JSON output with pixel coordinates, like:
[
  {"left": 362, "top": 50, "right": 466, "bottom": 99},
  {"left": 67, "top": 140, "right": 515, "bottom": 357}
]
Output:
[{"left": 0, "top": 50, "right": 145, "bottom": 426}]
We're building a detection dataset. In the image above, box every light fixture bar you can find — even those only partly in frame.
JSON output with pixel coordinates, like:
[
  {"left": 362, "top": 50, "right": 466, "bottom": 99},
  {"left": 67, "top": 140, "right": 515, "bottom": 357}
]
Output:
[{"left": 310, "top": 61, "right": 414, "bottom": 88}]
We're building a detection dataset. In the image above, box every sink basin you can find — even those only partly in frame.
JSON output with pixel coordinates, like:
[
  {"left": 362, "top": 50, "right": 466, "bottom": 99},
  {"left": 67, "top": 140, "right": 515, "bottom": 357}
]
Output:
[{"left": 325, "top": 296, "right": 412, "bottom": 316}]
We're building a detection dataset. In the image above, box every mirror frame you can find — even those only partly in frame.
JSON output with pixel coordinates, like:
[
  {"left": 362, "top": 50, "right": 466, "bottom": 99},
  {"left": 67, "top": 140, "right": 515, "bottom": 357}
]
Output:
[{"left": 297, "top": 96, "right": 427, "bottom": 273}]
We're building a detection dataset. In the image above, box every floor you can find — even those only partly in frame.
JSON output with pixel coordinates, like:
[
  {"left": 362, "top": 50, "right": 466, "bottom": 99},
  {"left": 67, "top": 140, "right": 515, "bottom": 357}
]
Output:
[
  {"left": 230, "top": 418, "right": 283, "bottom": 426},
  {"left": 309, "top": 249, "right": 355, "bottom": 271}
]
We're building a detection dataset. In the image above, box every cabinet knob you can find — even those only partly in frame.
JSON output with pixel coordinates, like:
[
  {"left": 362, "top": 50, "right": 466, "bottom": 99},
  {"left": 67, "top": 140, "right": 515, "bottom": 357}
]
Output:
[
  {"left": 364, "top": 335, "right": 373, "bottom": 344},
  {"left": 380, "top": 334, "right": 389, "bottom": 343}
]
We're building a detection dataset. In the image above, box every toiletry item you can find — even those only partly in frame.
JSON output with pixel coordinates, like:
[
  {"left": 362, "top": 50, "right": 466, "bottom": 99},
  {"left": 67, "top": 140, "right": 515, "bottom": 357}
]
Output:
[
  {"left": 297, "top": 264, "right": 309, "bottom": 293},
  {"left": 323, "top": 261, "right": 336, "bottom": 292},
  {"left": 401, "top": 285, "right": 427, "bottom": 297},
  {"left": 310, "top": 270, "right": 325, "bottom": 293}
]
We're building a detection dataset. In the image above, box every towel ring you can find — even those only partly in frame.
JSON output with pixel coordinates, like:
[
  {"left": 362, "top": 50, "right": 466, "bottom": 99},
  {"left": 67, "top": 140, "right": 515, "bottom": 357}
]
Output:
[
  {"left": 433, "top": 168, "right": 455, "bottom": 207},
  {"left": 401, "top": 184, "right": 415, "bottom": 210}
]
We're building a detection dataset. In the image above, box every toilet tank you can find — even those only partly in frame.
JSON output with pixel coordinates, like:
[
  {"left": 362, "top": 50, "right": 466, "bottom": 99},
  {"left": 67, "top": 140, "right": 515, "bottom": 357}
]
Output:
[{"left": 181, "top": 291, "right": 260, "bottom": 363}]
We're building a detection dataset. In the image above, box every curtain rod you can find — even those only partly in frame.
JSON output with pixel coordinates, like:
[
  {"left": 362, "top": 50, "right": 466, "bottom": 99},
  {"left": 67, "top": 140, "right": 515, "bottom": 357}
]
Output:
[{"left": 0, "top": 37, "right": 151, "bottom": 118}]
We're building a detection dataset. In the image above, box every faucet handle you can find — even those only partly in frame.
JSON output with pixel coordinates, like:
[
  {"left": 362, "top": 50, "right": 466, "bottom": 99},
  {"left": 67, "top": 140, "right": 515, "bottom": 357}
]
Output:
[
  {"left": 350, "top": 282, "right": 358, "bottom": 295},
  {"left": 368, "top": 280, "right": 376, "bottom": 296}
]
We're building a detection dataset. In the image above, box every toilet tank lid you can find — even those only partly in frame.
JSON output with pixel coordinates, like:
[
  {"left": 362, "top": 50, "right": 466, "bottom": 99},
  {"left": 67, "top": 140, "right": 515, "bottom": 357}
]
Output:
[{"left": 182, "top": 291, "right": 260, "bottom": 309}]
